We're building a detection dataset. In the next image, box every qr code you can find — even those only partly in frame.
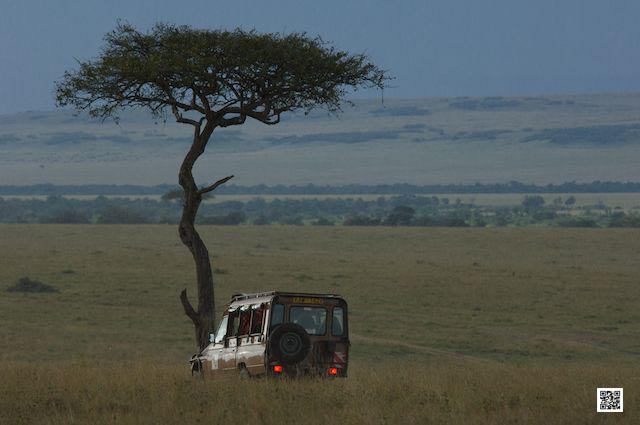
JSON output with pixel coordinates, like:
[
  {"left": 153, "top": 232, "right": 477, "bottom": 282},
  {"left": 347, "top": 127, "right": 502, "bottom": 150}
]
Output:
[{"left": 597, "top": 388, "right": 623, "bottom": 412}]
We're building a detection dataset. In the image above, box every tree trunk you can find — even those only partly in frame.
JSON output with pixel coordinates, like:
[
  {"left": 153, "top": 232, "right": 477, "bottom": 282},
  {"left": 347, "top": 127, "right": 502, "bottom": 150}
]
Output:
[{"left": 178, "top": 123, "right": 217, "bottom": 351}]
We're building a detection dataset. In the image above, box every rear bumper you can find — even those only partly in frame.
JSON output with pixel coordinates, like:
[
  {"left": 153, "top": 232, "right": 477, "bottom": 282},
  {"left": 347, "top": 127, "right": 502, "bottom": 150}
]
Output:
[{"left": 267, "top": 362, "right": 348, "bottom": 378}]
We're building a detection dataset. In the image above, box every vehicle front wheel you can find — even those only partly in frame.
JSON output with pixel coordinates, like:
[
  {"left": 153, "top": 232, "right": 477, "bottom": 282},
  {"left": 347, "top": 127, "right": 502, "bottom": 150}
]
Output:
[
  {"left": 190, "top": 355, "right": 202, "bottom": 377},
  {"left": 239, "top": 365, "right": 250, "bottom": 380}
]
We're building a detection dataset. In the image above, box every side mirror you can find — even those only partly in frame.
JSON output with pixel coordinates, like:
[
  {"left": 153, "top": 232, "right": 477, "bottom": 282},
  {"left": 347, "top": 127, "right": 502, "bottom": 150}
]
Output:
[{"left": 209, "top": 333, "right": 215, "bottom": 344}]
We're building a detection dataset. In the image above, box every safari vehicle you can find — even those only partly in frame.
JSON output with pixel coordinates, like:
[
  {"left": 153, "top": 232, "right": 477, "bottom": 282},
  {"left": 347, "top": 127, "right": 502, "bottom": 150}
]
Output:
[{"left": 190, "top": 291, "right": 349, "bottom": 378}]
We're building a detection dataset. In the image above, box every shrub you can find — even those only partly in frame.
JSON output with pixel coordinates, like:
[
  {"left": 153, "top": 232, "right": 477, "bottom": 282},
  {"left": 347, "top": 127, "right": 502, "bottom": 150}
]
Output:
[
  {"left": 343, "top": 215, "right": 380, "bottom": 226},
  {"left": 609, "top": 213, "right": 640, "bottom": 228},
  {"left": 97, "top": 206, "right": 148, "bottom": 224},
  {"left": 199, "top": 211, "right": 246, "bottom": 225},
  {"left": 6, "top": 277, "right": 58, "bottom": 293},
  {"left": 311, "top": 218, "right": 335, "bottom": 226},
  {"left": 556, "top": 217, "right": 599, "bottom": 228},
  {"left": 522, "top": 195, "right": 545, "bottom": 210}
]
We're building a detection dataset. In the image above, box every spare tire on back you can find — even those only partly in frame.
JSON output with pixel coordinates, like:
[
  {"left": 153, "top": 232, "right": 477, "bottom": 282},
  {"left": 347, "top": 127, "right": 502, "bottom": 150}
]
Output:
[{"left": 269, "top": 323, "right": 311, "bottom": 364}]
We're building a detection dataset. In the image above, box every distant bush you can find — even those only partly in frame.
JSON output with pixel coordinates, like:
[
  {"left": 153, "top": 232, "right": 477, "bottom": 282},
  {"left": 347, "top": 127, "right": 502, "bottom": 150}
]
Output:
[
  {"left": 6, "top": 277, "right": 58, "bottom": 293},
  {"left": 311, "top": 218, "right": 335, "bottom": 226},
  {"left": 253, "top": 215, "right": 271, "bottom": 225},
  {"left": 344, "top": 215, "right": 381, "bottom": 226},
  {"left": 384, "top": 205, "right": 415, "bottom": 226},
  {"left": 199, "top": 211, "right": 246, "bottom": 225},
  {"left": 556, "top": 217, "right": 599, "bottom": 228},
  {"left": 278, "top": 216, "right": 303, "bottom": 225},
  {"left": 97, "top": 206, "right": 148, "bottom": 224},
  {"left": 435, "top": 217, "right": 469, "bottom": 227},
  {"left": 522, "top": 195, "right": 545, "bottom": 210},
  {"left": 43, "top": 209, "right": 90, "bottom": 224},
  {"left": 609, "top": 213, "right": 640, "bottom": 228}
]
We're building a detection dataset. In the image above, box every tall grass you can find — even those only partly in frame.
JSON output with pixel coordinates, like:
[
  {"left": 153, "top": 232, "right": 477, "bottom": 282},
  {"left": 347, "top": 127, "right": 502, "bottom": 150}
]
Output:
[{"left": 1, "top": 361, "right": 637, "bottom": 424}]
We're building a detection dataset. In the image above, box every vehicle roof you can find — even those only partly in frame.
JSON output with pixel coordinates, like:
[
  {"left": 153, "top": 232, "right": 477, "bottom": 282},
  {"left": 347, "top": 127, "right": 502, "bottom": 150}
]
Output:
[{"left": 228, "top": 291, "right": 345, "bottom": 308}]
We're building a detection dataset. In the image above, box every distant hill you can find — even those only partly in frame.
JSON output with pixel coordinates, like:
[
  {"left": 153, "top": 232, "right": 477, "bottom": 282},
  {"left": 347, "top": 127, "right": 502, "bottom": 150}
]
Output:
[{"left": 1, "top": 93, "right": 640, "bottom": 185}]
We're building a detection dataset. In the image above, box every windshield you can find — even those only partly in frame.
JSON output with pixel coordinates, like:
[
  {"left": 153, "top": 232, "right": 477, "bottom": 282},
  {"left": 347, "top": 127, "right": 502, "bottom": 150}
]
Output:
[
  {"left": 290, "top": 306, "right": 327, "bottom": 335},
  {"left": 213, "top": 315, "right": 228, "bottom": 344}
]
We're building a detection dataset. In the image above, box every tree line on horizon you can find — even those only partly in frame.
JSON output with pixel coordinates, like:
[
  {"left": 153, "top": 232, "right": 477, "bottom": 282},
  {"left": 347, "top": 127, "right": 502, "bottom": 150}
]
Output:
[
  {"left": 1, "top": 194, "right": 638, "bottom": 228},
  {"left": 1, "top": 180, "right": 640, "bottom": 196}
]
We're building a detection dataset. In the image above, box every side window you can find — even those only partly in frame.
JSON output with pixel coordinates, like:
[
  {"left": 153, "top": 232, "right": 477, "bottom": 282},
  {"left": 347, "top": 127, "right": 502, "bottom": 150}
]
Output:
[
  {"left": 228, "top": 310, "right": 240, "bottom": 337},
  {"left": 238, "top": 307, "right": 252, "bottom": 336},
  {"left": 250, "top": 305, "right": 265, "bottom": 334},
  {"left": 332, "top": 307, "right": 344, "bottom": 336},
  {"left": 214, "top": 315, "right": 228, "bottom": 344},
  {"left": 270, "top": 303, "right": 284, "bottom": 332}
]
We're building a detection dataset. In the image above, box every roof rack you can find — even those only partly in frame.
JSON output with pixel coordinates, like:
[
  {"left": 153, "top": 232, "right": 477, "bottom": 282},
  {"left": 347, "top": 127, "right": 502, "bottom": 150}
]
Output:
[
  {"left": 230, "top": 291, "right": 342, "bottom": 302},
  {"left": 231, "top": 291, "right": 277, "bottom": 302}
]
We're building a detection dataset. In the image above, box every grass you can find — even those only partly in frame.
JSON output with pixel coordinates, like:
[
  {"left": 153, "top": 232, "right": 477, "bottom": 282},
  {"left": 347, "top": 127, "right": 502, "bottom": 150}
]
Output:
[
  {"left": 1, "top": 361, "right": 637, "bottom": 424},
  {"left": 1, "top": 224, "right": 639, "bottom": 422}
]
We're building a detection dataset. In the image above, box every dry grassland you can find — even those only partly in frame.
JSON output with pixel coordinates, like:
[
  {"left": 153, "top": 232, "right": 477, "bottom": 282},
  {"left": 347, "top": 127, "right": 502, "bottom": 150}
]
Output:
[{"left": 1, "top": 225, "right": 639, "bottom": 423}]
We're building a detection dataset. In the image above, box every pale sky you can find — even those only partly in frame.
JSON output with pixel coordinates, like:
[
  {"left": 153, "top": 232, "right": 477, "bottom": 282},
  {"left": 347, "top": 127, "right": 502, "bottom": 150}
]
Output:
[{"left": 1, "top": 0, "right": 639, "bottom": 114}]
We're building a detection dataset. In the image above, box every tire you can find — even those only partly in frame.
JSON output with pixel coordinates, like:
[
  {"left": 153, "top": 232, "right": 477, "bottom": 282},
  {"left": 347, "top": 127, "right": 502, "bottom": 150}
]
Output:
[
  {"left": 239, "top": 365, "right": 250, "bottom": 380},
  {"left": 269, "top": 323, "right": 311, "bottom": 365},
  {"left": 190, "top": 356, "right": 202, "bottom": 376}
]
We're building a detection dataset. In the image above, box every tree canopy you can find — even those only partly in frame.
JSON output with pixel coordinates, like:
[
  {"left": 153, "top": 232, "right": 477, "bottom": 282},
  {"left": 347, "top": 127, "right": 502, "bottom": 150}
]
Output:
[{"left": 56, "top": 23, "right": 387, "bottom": 126}]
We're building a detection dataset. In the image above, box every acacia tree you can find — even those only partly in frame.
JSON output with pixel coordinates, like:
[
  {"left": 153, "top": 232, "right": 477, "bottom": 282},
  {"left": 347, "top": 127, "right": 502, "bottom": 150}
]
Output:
[{"left": 56, "top": 23, "right": 387, "bottom": 350}]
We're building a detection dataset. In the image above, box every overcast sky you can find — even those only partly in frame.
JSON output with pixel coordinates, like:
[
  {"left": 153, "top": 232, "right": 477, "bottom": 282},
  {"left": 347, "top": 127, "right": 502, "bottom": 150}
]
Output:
[{"left": 1, "top": 0, "right": 639, "bottom": 114}]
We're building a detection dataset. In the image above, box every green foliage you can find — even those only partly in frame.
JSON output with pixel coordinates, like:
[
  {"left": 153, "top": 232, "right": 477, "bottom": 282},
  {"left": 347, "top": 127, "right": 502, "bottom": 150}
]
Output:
[
  {"left": 97, "top": 205, "right": 148, "bottom": 224},
  {"left": 199, "top": 211, "right": 246, "bottom": 225},
  {"left": 521, "top": 195, "right": 545, "bottom": 209},
  {"left": 609, "top": 212, "right": 640, "bottom": 228},
  {"left": 43, "top": 208, "right": 90, "bottom": 224},
  {"left": 556, "top": 217, "right": 599, "bottom": 228},
  {"left": 0, "top": 193, "right": 635, "bottom": 228},
  {"left": 344, "top": 215, "right": 381, "bottom": 226},
  {"left": 383, "top": 205, "right": 415, "bottom": 226},
  {"left": 55, "top": 23, "right": 387, "bottom": 122}
]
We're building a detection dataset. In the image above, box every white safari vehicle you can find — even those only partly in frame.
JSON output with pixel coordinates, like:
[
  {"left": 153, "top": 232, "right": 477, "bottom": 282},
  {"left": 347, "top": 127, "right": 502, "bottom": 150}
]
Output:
[{"left": 190, "top": 291, "right": 349, "bottom": 378}]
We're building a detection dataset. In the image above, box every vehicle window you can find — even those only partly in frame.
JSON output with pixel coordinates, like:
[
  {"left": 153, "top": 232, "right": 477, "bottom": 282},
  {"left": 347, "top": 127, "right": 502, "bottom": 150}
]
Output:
[
  {"left": 332, "top": 307, "right": 344, "bottom": 336},
  {"left": 214, "top": 315, "right": 228, "bottom": 344},
  {"left": 238, "top": 307, "right": 252, "bottom": 336},
  {"left": 270, "top": 303, "right": 284, "bottom": 331},
  {"left": 251, "top": 305, "right": 265, "bottom": 334},
  {"left": 290, "top": 306, "right": 327, "bottom": 336},
  {"left": 228, "top": 310, "right": 239, "bottom": 337}
]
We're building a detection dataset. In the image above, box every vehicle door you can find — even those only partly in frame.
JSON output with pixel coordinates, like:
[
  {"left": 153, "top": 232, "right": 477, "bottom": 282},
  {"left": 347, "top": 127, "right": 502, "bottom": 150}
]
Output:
[
  {"left": 202, "top": 313, "right": 229, "bottom": 375},
  {"left": 218, "top": 308, "right": 240, "bottom": 372},
  {"left": 236, "top": 303, "right": 267, "bottom": 375}
]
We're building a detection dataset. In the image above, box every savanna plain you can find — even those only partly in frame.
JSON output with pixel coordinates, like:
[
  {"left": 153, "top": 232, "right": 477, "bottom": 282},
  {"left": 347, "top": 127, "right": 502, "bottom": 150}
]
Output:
[{"left": 1, "top": 225, "right": 639, "bottom": 424}]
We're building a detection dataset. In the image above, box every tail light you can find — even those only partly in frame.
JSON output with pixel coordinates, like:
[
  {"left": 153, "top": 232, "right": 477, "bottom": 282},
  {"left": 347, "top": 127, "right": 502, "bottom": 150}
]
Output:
[
  {"left": 328, "top": 367, "right": 338, "bottom": 376},
  {"left": 273, "top": 365, "right": 283, "bottom": 373}
]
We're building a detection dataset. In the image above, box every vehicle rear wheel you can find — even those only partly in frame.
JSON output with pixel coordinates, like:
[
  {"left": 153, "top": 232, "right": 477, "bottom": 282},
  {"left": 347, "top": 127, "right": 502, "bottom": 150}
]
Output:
[{"left": 269, "top": 323, "right": 311, "bottom": 365}]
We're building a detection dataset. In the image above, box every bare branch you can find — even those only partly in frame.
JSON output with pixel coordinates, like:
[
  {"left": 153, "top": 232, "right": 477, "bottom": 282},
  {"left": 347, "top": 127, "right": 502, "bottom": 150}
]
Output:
[
  {"left": 171, "top": 105, "right": 200, "bottom": 126},
  {"left": 180, "top": 289, "right": 198, "bottom": 324},
  {"left": 219, "top": 114, "right": 247, "bottom": 127},
  {"left": 198, "top": 175, "right": 234, "bottom": 195}
]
